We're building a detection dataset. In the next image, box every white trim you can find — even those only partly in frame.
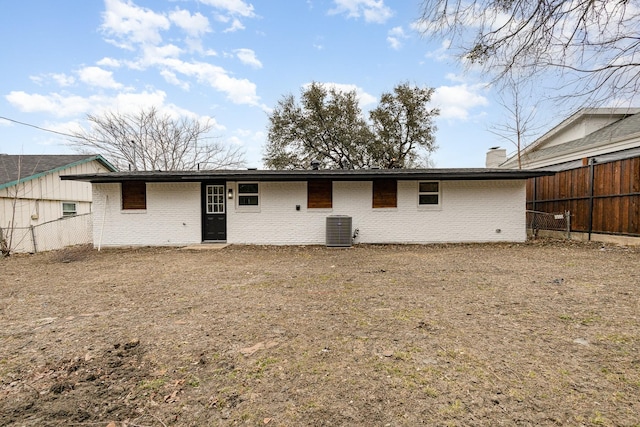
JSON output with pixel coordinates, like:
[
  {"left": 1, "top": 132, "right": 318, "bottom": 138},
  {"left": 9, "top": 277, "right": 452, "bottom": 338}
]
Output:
[
  {"left": 417, "top": 181, "right": 442, "bottom": 210},
  {"left": 206, "top": 184, "right": 225, "bottom": 214},
  {"left": 235, "top": 181, "right": 260, "bottom": 213},
  {"left": 62, "top": 201, "right": 77, "bottom": 217}
]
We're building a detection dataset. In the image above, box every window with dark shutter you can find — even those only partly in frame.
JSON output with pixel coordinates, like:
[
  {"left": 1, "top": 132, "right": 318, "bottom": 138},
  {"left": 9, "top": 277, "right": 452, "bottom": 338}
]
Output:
[
  {"left": 122, "top": 181, "right": 147, "bottom": 210},
  {"left": 307, "top": 180, "right": 332, "bottom": 209},
  {"left": 372, "top": 179, "right": 397, "bottom": 208}
]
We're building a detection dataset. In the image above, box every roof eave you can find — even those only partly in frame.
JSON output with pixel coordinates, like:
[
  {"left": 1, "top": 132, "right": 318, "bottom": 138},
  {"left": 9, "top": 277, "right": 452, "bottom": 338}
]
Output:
[
  {"left": 0, "top": 155, "right": 118, "bottom": 191},
  {"left": 61, "top": 169, "right": 554, "bottom": 183}
]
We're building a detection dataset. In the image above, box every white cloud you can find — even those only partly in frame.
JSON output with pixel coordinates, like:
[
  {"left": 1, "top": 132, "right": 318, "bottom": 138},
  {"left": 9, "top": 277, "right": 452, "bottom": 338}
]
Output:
[
  {"left": 30, "top": 73, "right": 76, "bottom": 87},
  {"left": 53, "top": 73, "right": 76, "bottom": 87},
  {"left": 97, "top": 57, "right": 122, "bottom": 68},
  {"left": 101, "top": 91, "right": 166, "bottom": 115},
  {"left": 77, "top": 66, "right": 123, "bottom": 89},
  {"left": 304, "top": 82, "right": 377, "bottom": 106},
  {"left": 223, "top": 18, "right": 245, "bottom": 32},
  {"left": 235, "top": 48, "right": 262, "bottom": 69},
  {"left": 169, "top": 9, "right": 211, "bottom": 37},
  {"left": 5, "top": 89, "right": 225, "bottom": 140},
  {"left": 431, "top": 84, "right": 489, "bottom": 120},
  {"left": 387, "top": 26, "right": 407, "bottom": 50},
  {"left": 226, "top": 135, "right": 244, "bottom": 146},
  {"left": 29, "top": 75, "right": 44, "bottom": 86},
  {"left": 95, "top": 1, "right": 262, "bottom": 106},
  {"left": 46, "top": 120, "right": 84, "bottom": 135},
  {"left": 444, "top": 73, "right": 468, "bottom": 83},
  {"left": 329, "top": 0, "right": 393, "bottom": 23},
  {"left": 198, "top": 0, "right": 255, "bottom": 17},
  {"left": 160, "top": 70, "right": 190, "bottom": 91},
  {"left": 101, "top": 0, "right": 170, "bottom": 48},
  {"left": 139, "top": 44, "right": 183, "bottom": 66},
  {"left": 161, "top": 58, "right": 261, "bottom": 105},
  {"left": 424, "top": 39, "right": 453, "bottom": 62},
  {"left": 6, "top": 91, "right": 97, "bottom": 117},
  {"left": 5, "top": 89, "right": 175, "bottom": 119}
]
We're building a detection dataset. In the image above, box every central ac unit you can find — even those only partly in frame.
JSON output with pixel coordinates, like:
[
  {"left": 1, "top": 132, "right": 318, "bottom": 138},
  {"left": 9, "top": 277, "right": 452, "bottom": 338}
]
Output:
[{"left": 326, "top": 215, "right": 352, "bottom": 247}]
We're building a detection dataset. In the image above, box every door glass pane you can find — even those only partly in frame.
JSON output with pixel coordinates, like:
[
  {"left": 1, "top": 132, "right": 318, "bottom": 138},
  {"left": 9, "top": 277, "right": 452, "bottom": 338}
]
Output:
[{"left": 206, "top": 185, "right": 225, "bottom": 213}]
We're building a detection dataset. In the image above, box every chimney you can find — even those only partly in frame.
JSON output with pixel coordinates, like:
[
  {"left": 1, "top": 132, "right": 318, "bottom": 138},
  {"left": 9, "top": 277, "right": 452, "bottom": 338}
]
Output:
[
  {"left": 310, "top": 159, "right": 321, "bottom": 170},
  {"left": 485, "top": 147, "right": 506, "bottom": 168}
]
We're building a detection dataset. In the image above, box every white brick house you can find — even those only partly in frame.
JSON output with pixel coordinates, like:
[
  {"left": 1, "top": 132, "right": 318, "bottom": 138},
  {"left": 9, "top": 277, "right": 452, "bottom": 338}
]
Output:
[{"left": 63, "top": 168, "right": 552, "bottom": 247}]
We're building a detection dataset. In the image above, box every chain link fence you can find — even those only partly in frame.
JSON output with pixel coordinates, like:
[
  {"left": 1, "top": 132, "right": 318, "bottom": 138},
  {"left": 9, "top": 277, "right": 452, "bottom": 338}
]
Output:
[
  {"left": 526, "top": 210, "right": 571, "bottom": 239},
  {"left": 1, "top": 213, "right": 93, "bottom": 254}
]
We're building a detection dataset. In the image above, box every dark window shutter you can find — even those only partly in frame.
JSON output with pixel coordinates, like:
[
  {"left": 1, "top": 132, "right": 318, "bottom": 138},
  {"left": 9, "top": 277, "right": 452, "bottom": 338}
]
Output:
[
  {"left": 308, "top": 180, "right": 333, "bottom": 209},
  {"left": 373, "top": 179, "right": 397, "bottom": 208},
  {"left": 122, "top": 181, "right": 146, "bottom": 210}
]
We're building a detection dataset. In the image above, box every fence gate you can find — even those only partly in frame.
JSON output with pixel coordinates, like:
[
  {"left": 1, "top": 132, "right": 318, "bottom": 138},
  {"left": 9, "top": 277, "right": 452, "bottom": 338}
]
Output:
[{"left": 526, "top": 210, "right": 571, "bottom": 239}]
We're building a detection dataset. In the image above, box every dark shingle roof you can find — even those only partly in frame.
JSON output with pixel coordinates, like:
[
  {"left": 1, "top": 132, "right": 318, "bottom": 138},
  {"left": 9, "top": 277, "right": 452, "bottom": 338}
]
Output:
[
  {"left": 0, "top": 154, "right": 117, "bottom": 189},
  {"left": 61, "top": 167, "right": 553, "bottom": 183},
  {"left": 503, "top": 112, "right": 640, "bottom": 167}
]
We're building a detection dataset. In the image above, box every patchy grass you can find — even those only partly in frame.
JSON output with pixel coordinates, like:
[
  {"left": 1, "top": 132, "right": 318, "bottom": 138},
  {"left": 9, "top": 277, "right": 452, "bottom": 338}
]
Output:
[{"left": 1, "top": 240, "right": 639, "bottom": 426}]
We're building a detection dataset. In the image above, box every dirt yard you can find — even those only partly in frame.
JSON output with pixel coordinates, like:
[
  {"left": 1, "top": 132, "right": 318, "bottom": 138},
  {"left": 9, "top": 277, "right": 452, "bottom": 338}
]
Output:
[{"left": 1, "top": 240, "right": 639, "bottom": 426}]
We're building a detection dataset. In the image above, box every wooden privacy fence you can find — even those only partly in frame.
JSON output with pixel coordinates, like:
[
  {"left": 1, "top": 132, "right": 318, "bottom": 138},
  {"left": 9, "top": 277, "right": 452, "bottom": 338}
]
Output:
[{"left": 527, "top": 156, "right": 640, "bottom": 239}]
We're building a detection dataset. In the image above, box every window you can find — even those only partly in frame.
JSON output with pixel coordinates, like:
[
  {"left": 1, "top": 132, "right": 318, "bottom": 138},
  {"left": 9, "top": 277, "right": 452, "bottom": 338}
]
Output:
[
  {"left": 206, "top": 185, "right": 225, "bottom": 213},
  {"left": 308, "top": 180, "right": 332, "bottom": 209},
  {"left": 419, "top": 181, "right": 440, "bottom": 206},
  {"left": 122, "top": 181, "right": 146, "bottom": 210},
  {"left": 238, "top": 182, "right": 259, "bottom": 206},
  {"left": 62, "top": 202, "right": 77, "bottom": 217},
  {"left": 372, "top": 179, "right": 397, "bottom": 208}
]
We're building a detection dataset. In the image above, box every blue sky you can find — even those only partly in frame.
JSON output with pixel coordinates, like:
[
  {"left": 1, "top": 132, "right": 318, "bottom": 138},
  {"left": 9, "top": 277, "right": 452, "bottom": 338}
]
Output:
[{"left": 0, "top": 0, "right": 553, "bottom": 168}]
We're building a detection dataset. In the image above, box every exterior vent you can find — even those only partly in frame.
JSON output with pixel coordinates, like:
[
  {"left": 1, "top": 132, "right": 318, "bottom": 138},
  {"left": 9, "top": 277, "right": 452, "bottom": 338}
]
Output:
[{"left": 326, "top": 215, "right": 352, "bottom": 247}]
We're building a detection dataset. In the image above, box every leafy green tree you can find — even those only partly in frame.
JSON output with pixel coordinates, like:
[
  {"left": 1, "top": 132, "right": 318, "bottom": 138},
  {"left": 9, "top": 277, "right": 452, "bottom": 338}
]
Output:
[
  {"left": 369, "top": 83, "right": 438, "bottom": 168},
  {"left": 264, "top": 82, "right": 439, "bottom": 169}
]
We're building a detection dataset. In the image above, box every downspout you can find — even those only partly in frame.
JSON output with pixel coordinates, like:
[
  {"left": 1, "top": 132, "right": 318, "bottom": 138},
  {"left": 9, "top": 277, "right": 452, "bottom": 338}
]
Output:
[
  {"left": 532, "top": 177, "right": 537, "bottom": 232},
  {"left": 98, "top": 194, "right": 108, "bottom": 251},
  {"left": 587, "top": 158, "right": 596, "bottom": 241}
]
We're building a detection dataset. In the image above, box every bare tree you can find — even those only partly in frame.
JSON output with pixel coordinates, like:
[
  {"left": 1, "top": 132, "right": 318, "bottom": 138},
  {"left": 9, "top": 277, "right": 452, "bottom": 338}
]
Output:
[
  {"left": 71, "top": 107, "right": 245, "bottom": 171},
  {"left": 418, "top": 0, "right": 640, "bottom": 105},
  {"left": 488, "top": 75, "right": 540, "bottom": 169},
  {"left": 1, "top": 155, "right": 26, "bottom": 256}
]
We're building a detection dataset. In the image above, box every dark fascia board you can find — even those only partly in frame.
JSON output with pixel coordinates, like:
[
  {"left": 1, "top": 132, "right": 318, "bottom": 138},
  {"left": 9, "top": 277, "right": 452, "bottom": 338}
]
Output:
[{"left": 61, "top": 168, "right": 554, "bottom": 183}]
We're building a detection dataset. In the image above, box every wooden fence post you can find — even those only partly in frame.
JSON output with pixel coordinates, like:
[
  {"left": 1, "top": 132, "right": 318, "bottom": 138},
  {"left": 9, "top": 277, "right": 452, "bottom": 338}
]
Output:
[
  {"left": 30, "top": 225, "right": 37, "bottom": 253},
  {"left": 587, "top": 159, "right": 596, "bottom": 241}
]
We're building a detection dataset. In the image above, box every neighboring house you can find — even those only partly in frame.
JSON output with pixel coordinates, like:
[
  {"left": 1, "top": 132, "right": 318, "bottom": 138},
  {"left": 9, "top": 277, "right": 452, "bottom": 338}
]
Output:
[
  {"left": 486, "top": 108, "right": 640, "bottom": 244},
  {"left": 62, "top": 168, "right": 551, "bottom": 248},
  {"left": 0, "top": 154, "right": 117, "bottom": 253},
  {"left": 488, "top": 107, "right": 640, "bottom": 171}
]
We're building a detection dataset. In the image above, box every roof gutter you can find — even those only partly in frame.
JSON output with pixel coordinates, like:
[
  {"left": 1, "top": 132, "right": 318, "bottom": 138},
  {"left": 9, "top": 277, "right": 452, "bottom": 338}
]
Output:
[{"left": 61, "top": 168, "right": 554, "bottom": 183}]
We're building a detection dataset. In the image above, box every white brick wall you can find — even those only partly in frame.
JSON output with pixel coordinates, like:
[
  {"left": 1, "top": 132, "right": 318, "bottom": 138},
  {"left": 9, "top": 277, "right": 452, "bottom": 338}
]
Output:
[
  {"left": 92, "top": 182, "right": 201, "bottom": 247},
  {"left": 228, "top": 180, "right": 526, "bottom": 245},
  {"left": 94, "top": 179, "right": 527, "bottom": 247}
]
